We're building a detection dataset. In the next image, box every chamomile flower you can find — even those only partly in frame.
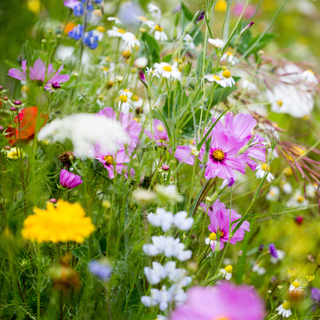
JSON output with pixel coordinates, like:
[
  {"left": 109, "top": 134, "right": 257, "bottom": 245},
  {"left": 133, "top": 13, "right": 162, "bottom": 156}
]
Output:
[
  {"left": 306, "top": 184, "right": 317, "bottom": 198},
  {"left": 221, "top": 52, "right": 239, "bottom": 65},
  {"left": 154, "top": 24, "right": 168, "bottom": 41},
  {"left": 131, "top": 95, "right": 143, "bottom": 108},
  {"left": 281, "top": 181, "right": 293, "bottom": 194},
  {"left": 241, "top": 79, "right": 257, "bottom": 91},
  {"left": 288, "top": 190, "right": 308, "bottom": 207},
  {"left": 136, "top": 16, "right": 155, "bottom": 28},
  {"left": 107, "top": 17, "right": 122, "bottom": 24},
  {"left": 183, "top": 35, "right": 195, "bottom": 50},
  {"left": 276, "top": 301, "right": 292, "bottom": 318},
  {"left": 119, "top": 88, "right": 133, "bottom": 98},
  {"left": 208, "top": 38, "right": 225, "bottom": 48},
  {"left": 117, "top": 93, "right": 132, "bottom": 113},
  {"left": 266, "top": 186, "right": 280, "bottom": 201},
  {"left": 146, "top": 67, "right": 160, "bottom": 78},
  {"left": 123, "top": 32, "right": 140, "bottom": 48},
  {"left": 148, "top": 3, "right": 162, "bottom": 19},
  {"left": 302, "top": 69, "right": 318, "bottom": 84},
  {"left": 289, "top": 279, "right": 303, "bottom": 293},
  {"left": 204, "top": 74, "right": 224, "bottom": 86},
  {"left": 219, "top": 69, "right": 235, "bottom": 87},
  {"left": 205, "top": 232, "right": 217, "bottom": 246},
  {"left": 255, "top": 163, "right": 274, "bottom": 182},
  {"left": 252, "top": 262, "right": 266, "bottom": 275},
  {"left": 107, "top": 26, "right": 127, "bottom": 39},
  {"left": 220, "top": 265, "right": 233, "bottom": 280},
  {"left": 154, "top": 62, "right": 181, "bottom": 81}
]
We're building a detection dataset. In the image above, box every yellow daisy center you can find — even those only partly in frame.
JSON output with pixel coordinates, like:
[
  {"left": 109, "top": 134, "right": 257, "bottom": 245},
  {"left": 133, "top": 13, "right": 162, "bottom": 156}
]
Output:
[
  {"left": 292, "top": 281, "right": 301, "bottom": 288},
  {"left": 163, "top": 65, "right": 172, "bottom": 72},
  {"left": 224, "top": 265, "right": 232, "bottom": 273},
  {"left": 102, "top": 67, "right": 109, "bottom": 71},
  {"left": 297, "top": 196, "right": 304, "bottom": 203},
  {"left": 209, "top": 232, "right": 217, "bottom": 241},
  {"left": 118, "top": 95, "right": 128, "bottom": 103},
  {"left": 103, "top": 155, "right": 114, "bottom": 166},
  {"left": 307, "top": 69, "right": 314, "bottom": 74},
  {"left": 138, "top": 16, "right": 148, "bottom": 21},
  {"left": 282, "top": 301, "right": 291, "bottom": 310},
  {"left": 156, "top": 124, "right": 165, "bottom": 132},
  {"left": 277, "top": 100, "right": 283, "bottom": 107},
  {"left": 261, "top": 163, "right": 270, "bottom": 171},
  {"left": 131, "top": 95, "right": 139, "bottom": 102},
  {"left": 222, "top": 70, "right": 231, "bottom": 78},
  {"left": 212, "top": 149, "right": 225, "bottom": 161},
  {"left": 96, "top": 26, "right": 105, "bottom": 33},
  {"left": 226, "top": 51, "right": 233, "bottom": 56},
  {"left": 155, "top": 24, "right": 163, "bottom": 32},
  {"left": 122, "top": 50, "right": 131, "bottom": 58},
  {"left": 117, "top": 28, "right": 126, "bottom": 34}
]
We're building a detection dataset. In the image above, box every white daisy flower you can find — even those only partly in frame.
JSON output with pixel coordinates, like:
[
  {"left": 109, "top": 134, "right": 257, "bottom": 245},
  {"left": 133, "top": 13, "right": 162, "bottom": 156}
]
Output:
[
  {"left": 276, "top": 301, "right": 292, "bottom": 318},
  {"left": 306, "top": 184, "right": 317, "bottom": 198},
  {"left": 131, "top": 95, "right": 143, "bottom": 108},
  {"left": 302, "top": 69, "right": 318, "bottom": 84},
  {"left": 107, "top": 17, "right": 122, "bottom": 24},
  {"left": 266, "top": 186, "right": 280, "bottom": 201},
  {"left": 205, "top": 232, "right": 217, "bottom": 246},
  {"left": 183, "top": 35, "right": 195, "bottom": 50},
  {"left": 219, "top": 69, "right": 235, "bottom": 87},
  {"left": 255, "top": 163, "right": 274, "bottom": 182},
  {"left": 208, "top": 38, "right": 225, "bottom": 48},
  {"left": 288, "top": 190, "right": 308, "bottom": 207},
  {"left": 154, "top": 24, "right": 167, "bottom": 41},
  {"left": 153, "top": 62, "right": 181, "bottom": 81},
  {"left": 98, "top": 62, "right": 115, "bottom": 75},
  {"left": 241, "top": 79, "right": 257, "bottom": 91},
  {"left": 107, "top": 26, "right": 127, "bottom": 39},
  {"left": 123, "top": 32, "right": 140, "bottom": 48},
  {"left": 117, "top": 93, "right": 132, "bottom": 113},
  {"left": 148, "top": 3, "right": 162, "bottom": 19},
  {"left": 119, "top": 88, "right": 133, "bottom": 98},
  {"left": 221, "top": 52, "right": 239, "bottom": 65},
  {"left": 289, "top": 279, "right": 303, "bottom": 293},
  {"left": 146, "top": 67, "right": 160, "bottom": 78},
  {"left": 220, "top": 265, "right": 232, "bottom": 280},
  {"left": 281, "top": 181, "right": 293, "bottom": 194},
  {"left": 136, "top": 15, "right": 155, "bottom": 28},
  {"left": 252, "top": 262, "right": 266, "bottom": 275},
  {"left": 204, "top": 74, "right": 224, "bottom": 86}
]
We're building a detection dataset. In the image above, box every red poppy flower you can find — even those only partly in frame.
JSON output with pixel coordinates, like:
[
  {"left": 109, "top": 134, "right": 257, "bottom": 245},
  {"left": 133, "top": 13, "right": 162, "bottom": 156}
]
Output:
[{"left": 6, "top": 107, "right": 48, "bottom": 145}]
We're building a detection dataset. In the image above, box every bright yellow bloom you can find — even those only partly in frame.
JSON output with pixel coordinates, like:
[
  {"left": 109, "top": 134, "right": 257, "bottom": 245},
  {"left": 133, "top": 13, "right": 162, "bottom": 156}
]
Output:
[{"left": 22, "top": 200, "right": 94, "bottom": 243}]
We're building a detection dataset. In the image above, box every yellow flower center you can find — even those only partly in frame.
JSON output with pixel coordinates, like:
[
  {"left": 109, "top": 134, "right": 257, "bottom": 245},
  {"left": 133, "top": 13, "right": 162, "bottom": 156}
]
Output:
[
  {"left": 163, "top": 65, "right": 172, "bottom": 72},
  {"left": 292, "top": 281, "right": 301, "bottom": 288},
  {"left": 219, "top": 231, "right": 224, "bottom": 237},
  {"left": 138, "top": 16, "right": 148, "bottom": 21},
  {"left": 283, "top": 167, "right": 292, "bottom": 177},
  {"left": 122, "top": 50, "right": 131, "bottom": 58},
  {"left": 133, "top": 117, "right": 139, "bottom": 122},
  {"left": 209, "top": 232, "right": 217, "bottom": 241},
  {"left": 213, "top": 149, "right": 225, "bottom": 161},
  {"left": 222, "top": 70, "right": 231, "bottom": 78},
  {"left": 155, "top": 24, "right": 163, "bottom": 32},
  {"left": 297, "top": 196, "right": 304, "bottom": 203},
  {"left": 117, "top": 28, "right": 126, "bottom": 34},
  {"left": 307, "top": 69, "right": 314, "bottom": 74},
  {"left": 277, "top": 100, "right": 283, "bottom": 107},
  {"left": 156, "top": 124, "right": 165, "bottom": 132},
  {"left": 224, "top": 265, "right": 232, "bottom": 273},
  {"left": 190, "top": 139, "right": 195, "bottom": 144},
  {"left": 282, "top": 301, "right": 291, "bottom": 310},
  {"left": 104, "top": 155, "right": 114, "bottom": 166},
  {"left": 261, "top": 163, "right": 270, "bottom": 171},
  {"left": 118, "top": 95, "right": 128, "bottom": 103},
  {"left": 131, "top": 95, "right": 139, "bottom": 102},
  {"left": 104, "top": 57, "right": 111, "bottom": 61},
  {"left": 226, "top": 51, "right": 233, "bottom": 56},
  {"left": 213, "top": 75, "right": 221, "bottom": 81},
  {"left": 96, "top": 26, "right": 105, "bottom": 33},
  {"left": 215, "top": 0, "right": 227, "bottom": 11},
  {"left": 21, "top": 85, "right": 30, "bottom": 92},
  {"left": 102, "top": 67, "right": 109, "bottom": 71}
]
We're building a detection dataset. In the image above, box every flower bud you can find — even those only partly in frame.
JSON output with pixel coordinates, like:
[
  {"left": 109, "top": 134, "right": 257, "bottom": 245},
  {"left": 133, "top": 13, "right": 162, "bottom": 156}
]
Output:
[
  {"left": 2, "top": 96, "right": 8, "bottom": 101},
  {"left": 13, "top": 100, "right": 22, "bottom": 105},
  {"left": 162, "top": 164, "right": 170, "bottom": 171},
  {"left": 0, "top": 126, "right": 4, "bottom": 132},
  {"left": 50, "top": 198, "right": 57, "bottom": 203},
  {"left": 10, "top": 107, "right": 18, "bottom": 111}
]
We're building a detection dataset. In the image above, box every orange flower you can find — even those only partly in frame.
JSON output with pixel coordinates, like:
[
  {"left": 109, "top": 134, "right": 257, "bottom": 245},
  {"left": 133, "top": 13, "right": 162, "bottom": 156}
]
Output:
[
  {"left": 64, "top": 22, "right": 77, "bottom": 35},
  {"left": 6, "top": 106, "right": 48, "bottom": 145}
]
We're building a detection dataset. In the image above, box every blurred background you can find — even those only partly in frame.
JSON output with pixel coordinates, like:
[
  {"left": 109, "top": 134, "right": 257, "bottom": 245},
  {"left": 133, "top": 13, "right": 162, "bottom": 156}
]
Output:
[{"left": 0, "top": 0, "right": 319, "bottom": 89}]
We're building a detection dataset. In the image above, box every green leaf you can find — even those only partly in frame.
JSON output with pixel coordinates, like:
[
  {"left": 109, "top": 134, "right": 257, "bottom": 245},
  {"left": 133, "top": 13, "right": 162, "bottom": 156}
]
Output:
[
  {"left": 205, "top": 60, "right": 213, "bottom": 74},
  {"left": 162, "top": 54, "right": 172, "bottom": 63},
  {"left": 245, "top": 33, "right": 278, "bottom": 56},
  {"left": 71, "top": 246, "right": 89, "bottom": 260},
  {"left": 141, "top": 33, "right": 160, "bottom": 64},
  {"left": 189, "top": 180, "right": 210, "bottom": 216},
  {"left": 196, "top": 52, "right": 204, "bottom": 78},
  {"left": 180, "top": 2, "right": 194, "bottom": 21}
]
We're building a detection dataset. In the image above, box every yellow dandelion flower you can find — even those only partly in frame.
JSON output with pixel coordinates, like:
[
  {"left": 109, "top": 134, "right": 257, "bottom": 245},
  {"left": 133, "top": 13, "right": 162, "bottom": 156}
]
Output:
[{"left": 22, "top": 200, "right": 94, "bottom": 243}]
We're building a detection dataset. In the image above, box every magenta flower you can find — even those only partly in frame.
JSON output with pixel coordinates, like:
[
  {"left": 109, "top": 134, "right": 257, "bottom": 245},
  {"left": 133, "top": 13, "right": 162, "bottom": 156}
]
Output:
[
  {"left": 232, "top": 3, "right": 257, "bottom": 19},
  {"left": 144, "top": 119, "right": 169, "bottom": 147},
  {"left": 200, "top": 199, "right": 250, "bottom": 251},
  {"left": 95, "top": 148, "right": 134, "bottom": 179},
  {"left": 8, "top": 59, "right": 70, "bottom": 91},
  {"left": 171, "top": 282, "right": 265, "bottom": 320},
  {"left": 59, "top": 169, "right": 83, "bottom": 189},
  {"left": 96, "top": 107, "right": 141, "bottom": 152},
  {"left": 174, "top": 140, "right": 205, "bottom": 166},
  {"left": 64, "top": 0, "right": 80, "bottom": 9}
]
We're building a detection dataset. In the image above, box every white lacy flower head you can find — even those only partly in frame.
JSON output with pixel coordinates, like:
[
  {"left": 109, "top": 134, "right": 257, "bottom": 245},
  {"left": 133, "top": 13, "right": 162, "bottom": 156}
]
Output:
[
  {"left": 208, "top": 38, "right": 225, "bottom": 48},
  {"left": 289, "top": 279, "right": 303, "bottom": 293},
  {"left": 221, "top": 51, "right": 239, "bottom": 65},
  {"left": 154, "top": 185, "right": 184, "bottom": 203},
  {"left": 148, "top": 208, "right": 173, "bottom": 232},
  {"left": 241, "top": 79, "right": 257, "bottom": 91},
  {"left": 276, "top": 301, "right": 292, "bottom": 318},
  {"left": 134, "top": 56, "right": 148, "bottom": 69},
  {"left": 252, "top": 262, "right": 266, "bottom": 275},
  {"left": 153, "top": 62, "right": 181, "bottom": 81},
  {"left": 38, "top": 114, "right": 128, "bottom": 159},
  {"left": 270, "top": 249, "right": 285, "bottom": 264},
  {"left": 255, "top": 163, "right": 274, "bottom": 182},
  {"left": 266, "top": 186, "right": 280, "bottom": 201},
  {"left": 141, "top": 285, "right": 172, "bottom": 311},
  {"left": 302, "top": 69, "right": 318, "bottom": 84},
  {"left": 183, "top": 35, "right": 195, "bottom": 49}
]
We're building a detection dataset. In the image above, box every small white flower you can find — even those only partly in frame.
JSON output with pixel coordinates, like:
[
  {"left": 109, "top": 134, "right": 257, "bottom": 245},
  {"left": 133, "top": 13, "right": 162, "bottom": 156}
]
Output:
[
  {"left": 123, "top": 32, "right": 140, "bottom": 48},
  {"left": 144, "top": 262, "right": 167, "bottom": 284},
  {"left": 131, "top": 95, "right": 143, "bottom": 108},
  {"left": 289, "top": 279, "right": 303, "bottom": 293},
  {"left": 132, "top": 189, "right": 157, "bottom": 204},
  {"left": 136, "top": 15, "right": 155, "bottom": 28},
  {"left": 255, "top": 163, "right": 274, "bottom": 182},
  {"left": 266, "top": 186, "right": 280, "bottom": 201},
  {"left": 287, "top": 190, "right": 308, "bottom": 207},
  {"left": 220, "top": 265, "right": 232, "bottom": 280},
  {"left": 148, "top": 3, "right": 162, "bottom": 19},
  {"left": 270, "top": 250, "right": 285, "bottom": 264},
  {"left": 241, "top": 79, "right": 257, "bottom": 91},
  {"left": 276, "top": 301, "right": 292, "bottom": 318},
  {"left": 107, "top": 17, "right": 122, "bottom": 24},
  {"left": 208, "top": 38, "right": 225, "bottom": 48},
  {"left": 306, "top": 184, "right": 317, "bottom": 198},
  {"left": 87, "top": 9, "right": 103, "bottom": 25},
  {"left": 173, "top": 211, "right": 194, "bottom": 231},
  {"left": 154, "top": 24, "right": 168, "bottom": 41},
  {"left": 146, "top": 67, "right": 160, "bottom": 78},
  {"left": 154, "top": 185, "right": 184, "bottom": 203},
  {"left": 119, "top": 88, "right": 133, "bottom": 98},
  {"left": 154, "top": 62, "right": 181, "bottom": 80},
  {"left": 221, "top": 52, "right": 239, "bottom": 65},
  {"left": 302, "top": 69, "right": 318, "bottom": 84},
  {"left": 147, "top": 208, "right": 173, "bottom": 232},
  {"left": 141, "top": 286, "right": 172, "bottom": 311},
  {"left": 252, "top": 262, "right": 266, "bottom": 275},
  {"left": 204, "top": 74, "right": 224, "bottom": 86},
  {"left": 281, "top": 182, "right": 293, "bottom": 194},
  {"left": 183, "top": 35, "right": 195, "bottom": 50},
  {"left": 107, "top": 26, "right": 127, "bottom": 39},
  {"left": 134, "top": 56, "right": 148, "bottom": 69}
]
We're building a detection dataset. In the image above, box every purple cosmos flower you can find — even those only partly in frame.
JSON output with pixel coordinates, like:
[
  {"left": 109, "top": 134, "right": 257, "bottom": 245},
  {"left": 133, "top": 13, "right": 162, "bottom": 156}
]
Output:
[
  {"left": 88, "top": 260, "right": 112, "bottom": 281},
  {"left": 171, "top": 282, "right": 265, "bottom": 320},
  {"left": 63, "top": 0, "right": 80, "bottom": 9},
  {"left": 8, "top": 59, "right": 70, "bottom": 91},
  {"left": 269, "top": 243, "right": 278, "bottom": 259},
  {"left": 311, "top": 288, "right": 320, "bottom": 302},
  {"left": 95, "top": 147, "right": 134, "bottom": 179},
  {"left": 96, "top": 107, "right": 141, "bottom": 152},
  {"left": 144, "top": 119, "right": 169, "bottom": 147},
  {"left": 59, "top": 169, "right": 83, "bottom": 189},
  {"left": 200, "top": 199, "right": 250, "bottom": 251}
]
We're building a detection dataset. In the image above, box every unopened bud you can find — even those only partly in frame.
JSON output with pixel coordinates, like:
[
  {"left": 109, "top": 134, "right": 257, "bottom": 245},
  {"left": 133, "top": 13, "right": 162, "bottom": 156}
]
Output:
[
  {"left": 162, "top": 164, "right": 170, "bottom": 171},
  {"left": 10, "top": 107, "right": 18, "bottom": 111},
  {"left": 14, "top": 100, "right": 22, "bottom": 105},
  {"left": 50, "top": 198, "right": 57, "bottom": 203},
  {"left": 0, "top": 126, "right": 3, "bottom": 132}
]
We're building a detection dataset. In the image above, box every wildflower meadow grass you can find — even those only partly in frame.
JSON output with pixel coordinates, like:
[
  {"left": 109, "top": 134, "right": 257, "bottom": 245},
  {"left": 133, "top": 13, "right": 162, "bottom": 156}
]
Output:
[{"left": 1, "top": 0, "right": 320, "bottom": 319}]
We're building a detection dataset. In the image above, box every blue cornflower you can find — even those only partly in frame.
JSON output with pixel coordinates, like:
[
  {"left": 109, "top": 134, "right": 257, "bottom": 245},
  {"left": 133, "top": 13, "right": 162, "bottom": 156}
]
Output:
[
  {"left": 88, "top": 259, "right": 112, "bottom": 281},
  {"left": 68, "top": 24, "right": 84, "bottom": 41},
  {"left": 83, "top": 31, "right": 99, "bottom": 49}
]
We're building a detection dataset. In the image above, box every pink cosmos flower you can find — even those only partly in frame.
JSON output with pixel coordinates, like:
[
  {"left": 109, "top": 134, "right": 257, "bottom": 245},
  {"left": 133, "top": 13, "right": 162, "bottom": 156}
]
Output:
[
  {"left": 8, "top": 59, "right": 70, "bottom": 91},
  {"left": 95, "top": 148, "right": 134, "bottom": 179},
  {"left": 174, "top": 140, "right": 205, "bottom": 166},
  {"left": 200, "top": 199, "right": 250, "bottom": 251},
  {"left": 96, "top": 107, "right": 141, "bottom": 152},
  {"left": 64, "top": 0, "right": 80, "bottom": 9},
  {"left": 59, "top": 169, "right": 83, "bottom": 189},
  {"left": 144, "top": 119, "right": 169, "bottom": 147},
  {"left": 171, "top": 282, "right": 265, "bottom": 320}
]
